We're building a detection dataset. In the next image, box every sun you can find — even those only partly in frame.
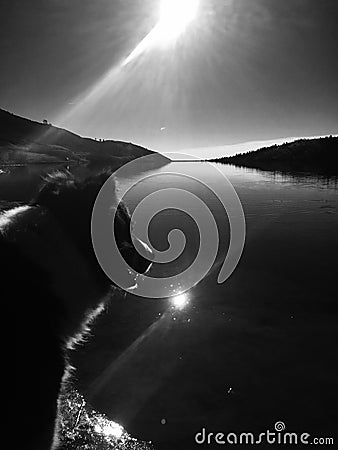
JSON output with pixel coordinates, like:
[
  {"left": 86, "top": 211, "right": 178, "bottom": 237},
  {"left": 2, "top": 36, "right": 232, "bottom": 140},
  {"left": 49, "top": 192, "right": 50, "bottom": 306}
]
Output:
[
  {"left": 121, "top": 0, "right": 199, "bottom": 66},
  {"left": 155, "top": 0, "right": 199, "bottom": 44}
]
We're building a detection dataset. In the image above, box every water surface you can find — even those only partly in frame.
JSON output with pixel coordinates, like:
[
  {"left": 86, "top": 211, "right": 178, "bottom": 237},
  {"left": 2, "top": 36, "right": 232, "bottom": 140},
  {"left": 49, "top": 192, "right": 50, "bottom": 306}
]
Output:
[{"left": 76, "top": 162, "right": 338, "bottom": 448}]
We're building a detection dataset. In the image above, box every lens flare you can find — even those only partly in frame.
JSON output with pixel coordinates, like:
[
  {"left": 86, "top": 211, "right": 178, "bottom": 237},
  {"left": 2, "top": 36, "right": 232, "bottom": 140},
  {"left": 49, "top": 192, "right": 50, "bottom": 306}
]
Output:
[{"left": 91, "top": 153, "right": 246, "bottom": 299}]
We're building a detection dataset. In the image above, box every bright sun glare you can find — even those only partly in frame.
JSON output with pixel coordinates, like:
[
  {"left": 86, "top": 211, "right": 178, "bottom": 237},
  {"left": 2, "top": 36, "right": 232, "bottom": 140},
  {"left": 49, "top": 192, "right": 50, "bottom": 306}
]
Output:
[
  {"left": 156, "top": 0, "right": 199, "bottom": 44},
  {"left": 122, "top": 0, "right": 199, "bottom": 65}
]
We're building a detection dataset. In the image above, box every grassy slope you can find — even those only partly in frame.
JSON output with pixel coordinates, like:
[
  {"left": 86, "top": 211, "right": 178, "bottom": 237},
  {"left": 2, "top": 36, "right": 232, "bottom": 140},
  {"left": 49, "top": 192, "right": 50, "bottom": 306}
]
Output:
[
  {"left": 0, "top": 109, "right": 160, "bottom": 166},
  {"left": 210, "top": 136, "right": 338, "bottom": 174}
]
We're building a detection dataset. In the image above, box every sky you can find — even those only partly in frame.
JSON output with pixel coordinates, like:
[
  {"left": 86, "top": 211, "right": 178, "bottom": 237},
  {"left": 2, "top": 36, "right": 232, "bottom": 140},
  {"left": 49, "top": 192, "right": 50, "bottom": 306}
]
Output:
[{"left": 1, "top": 0, "right": 338, "bottom": 155}]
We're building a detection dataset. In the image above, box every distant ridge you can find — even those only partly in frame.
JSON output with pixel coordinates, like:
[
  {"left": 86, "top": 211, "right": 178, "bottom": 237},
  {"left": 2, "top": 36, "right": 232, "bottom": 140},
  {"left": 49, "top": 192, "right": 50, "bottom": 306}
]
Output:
[
  {"left": 209, "top": 136, "right": 338, "bottom": 174},
  {"left": 0, "top": 109, "right": 168, "bottom": 167}
]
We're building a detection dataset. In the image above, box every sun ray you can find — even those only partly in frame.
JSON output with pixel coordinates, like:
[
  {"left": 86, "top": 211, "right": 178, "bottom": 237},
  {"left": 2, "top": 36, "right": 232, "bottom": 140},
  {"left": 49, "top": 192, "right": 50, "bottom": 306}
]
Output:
[{"left": 57, "top": 0, "right": 200, "bottom": 128}]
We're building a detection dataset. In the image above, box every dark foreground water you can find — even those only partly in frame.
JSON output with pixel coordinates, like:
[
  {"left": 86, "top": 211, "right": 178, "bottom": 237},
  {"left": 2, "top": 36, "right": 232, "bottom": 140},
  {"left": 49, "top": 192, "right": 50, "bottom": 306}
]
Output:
[{"left": 2, "top": 162, "right": 338, "bottom": 449}]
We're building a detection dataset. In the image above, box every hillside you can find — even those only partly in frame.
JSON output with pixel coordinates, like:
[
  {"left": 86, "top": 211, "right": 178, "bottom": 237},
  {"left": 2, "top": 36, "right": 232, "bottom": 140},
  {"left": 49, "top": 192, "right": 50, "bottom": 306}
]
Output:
[
  {"left": 210, "top": 136, "right": 338, "bottom": 174},
  {"left": 0, "top": 109, "right": 166, "bottom": 167}
]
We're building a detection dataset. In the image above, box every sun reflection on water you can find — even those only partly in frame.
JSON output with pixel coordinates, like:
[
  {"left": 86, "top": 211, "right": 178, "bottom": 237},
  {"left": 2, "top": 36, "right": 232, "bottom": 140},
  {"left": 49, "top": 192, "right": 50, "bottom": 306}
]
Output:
[
  {"left": 59, "top": 388, "right": 153, "bottom": 449},
  {"left": 94, "top": 422, "right": 124, "bottom": 439},
  {"left": 170, "top": 293, "right": 190, "bottom": 311}
]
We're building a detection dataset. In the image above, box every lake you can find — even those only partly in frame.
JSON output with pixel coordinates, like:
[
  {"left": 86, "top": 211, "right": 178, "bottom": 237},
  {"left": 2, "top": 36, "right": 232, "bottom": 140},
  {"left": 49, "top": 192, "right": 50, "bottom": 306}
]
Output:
[{"left": 2, "top": 161, "right": 338, "bottom": 448}]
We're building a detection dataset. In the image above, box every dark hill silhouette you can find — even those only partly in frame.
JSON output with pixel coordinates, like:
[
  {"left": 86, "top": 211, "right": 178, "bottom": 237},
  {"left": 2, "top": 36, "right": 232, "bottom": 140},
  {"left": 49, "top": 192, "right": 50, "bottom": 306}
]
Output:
[
  {"left": 0, "top": 109, "right": 167, "bottom": 167},
  {"left": 210, "top": 136, "right": 338, "bottom": 174}
]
